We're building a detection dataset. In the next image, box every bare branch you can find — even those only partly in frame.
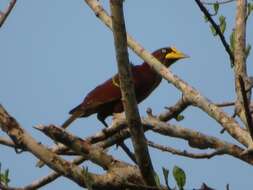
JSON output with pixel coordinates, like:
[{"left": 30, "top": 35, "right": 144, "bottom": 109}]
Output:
[
  {"left": 0, "top": 0, "right": 17, "bottom": 28},
  {"left": 195, "top": 0, "right": 234, "bottom": 64},
  {"left": 110, "top": 0, "right": 156, "bottom": 186},
  {"left": 148, "top": 140, "right": 225, "bottom": 159},
  {"left": 215, "top": 101, "right": 235, "bottom": 107},
  {"left": 22, "top": 156, "right": 86, "bottom": 190},
  {"left": 93, "top": 115, "right": 253, "bottom": 165},
  {"left": 143, "top": 115, "right": 253, "bottom": 165},
  {"left": 35, "top": 124, "right": 126, "bottom": 170},
  {"left": 201, "top": 0, "right": 236, "bottom": 5}
]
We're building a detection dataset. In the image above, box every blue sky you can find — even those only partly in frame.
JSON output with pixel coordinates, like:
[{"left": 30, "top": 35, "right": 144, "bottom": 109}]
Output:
[{"left": 0, "top": 0, "right": 253, "bottom": 189}]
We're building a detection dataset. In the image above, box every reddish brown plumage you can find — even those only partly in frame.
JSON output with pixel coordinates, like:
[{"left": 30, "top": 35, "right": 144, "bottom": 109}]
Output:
[{"left": 62, "top": 47, "right": 186, "bottom": 128}]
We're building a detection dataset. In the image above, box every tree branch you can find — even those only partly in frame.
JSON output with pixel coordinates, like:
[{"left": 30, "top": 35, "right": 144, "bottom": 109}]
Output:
[
  {"left": 1, "top": 105, "right": 171, "bottom": 190},
  {"left": 0, "top": 136, "right": 16, "bottom": 149},
  {"left": 201, "top": 0, "right": 236, "bottom": 5},
  {"left": 159, "top": 96, "right": 190, "bottom": 121},
  {"left": 0, "top": 105, "right": 98, "bottom": 189},
  {"left": 35, "top": 124, "right": 127, "bottom": 170},
  {"left": 143, "top": 115, "right": 253, "bottom": 165},
  {"left": 234, "top": 0, "right": 251, "bottom": 131},
  {"left": 84, "top": 0, "right": 251, "bottom": 147},
  {"left": 195, "top": 0, "right": 234, "bottom": 64},
  {"left": 215, "top": 101, "right": 235, "bottom": 107},
  {"left": 0, "top": 0, "right": 17, "bottom": 28},
  {"left": 109, "top": 0, "right": 156, "bottom": 186}
]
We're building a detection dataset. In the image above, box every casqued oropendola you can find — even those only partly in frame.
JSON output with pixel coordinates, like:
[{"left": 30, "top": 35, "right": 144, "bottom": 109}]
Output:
[{"left": 62, "top": 47, "right": 188, "bottom": 128}]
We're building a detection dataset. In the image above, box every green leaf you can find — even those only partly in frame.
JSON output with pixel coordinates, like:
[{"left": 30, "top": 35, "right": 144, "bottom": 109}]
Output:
[
  {"left": 3, "top": 169, "right": 10, "bottom": 186},
  {"left": 162, "top": 167, "right": 171, "bottom": 190},
  {"left": 175, "top": 115, "right": 184, "bottom": 121},
  {"left": 230, "top": 30, "right": 235, "bottom": 53},
  {"left": 173, "top": 166, "right": 186, "bottom": 190},
  {"left": 210, "top": 25, "right": 217, "bottom": 36},
  {"left": 245, "top": 44, "right": 252, "bottom": 60},
  {"left": 219, "top": 15, "right": 225, "bottom": 24},
  {"left": 247, "top": 3, "right": 253, "bottom": 16},
  {"left": 0, "top": 168, "right": 10, "bottom": 186},
  {"left": 220, "top": 19, "right": 226, "bottom": 34},
  {"left": 213, "top": 2, "right": 219, "bottom": 15},
  {"left": 204, "top": 15, "right": 209, "bottom": 22}
]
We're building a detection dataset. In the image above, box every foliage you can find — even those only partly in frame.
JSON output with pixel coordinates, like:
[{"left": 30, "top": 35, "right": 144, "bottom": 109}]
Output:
[
  {"left": 162, "top": 165, "right": 186, "bottom": 190},
  {"left": 0, "top": 163, "right": 10, "bottom": 187}
]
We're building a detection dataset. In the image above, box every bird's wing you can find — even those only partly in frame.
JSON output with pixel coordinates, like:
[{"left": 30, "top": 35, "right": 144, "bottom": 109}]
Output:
[
  {"left": 69, "top": 64, "right": 144, "bottom": 115},
  {"left": 69, "top": 74, "right": 122, "bottom": 115}
]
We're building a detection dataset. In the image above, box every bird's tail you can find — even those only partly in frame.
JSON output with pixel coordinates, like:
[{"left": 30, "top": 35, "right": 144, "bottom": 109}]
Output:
[{"left": 61, "top": 113, "right": 80, "bottom": 129}]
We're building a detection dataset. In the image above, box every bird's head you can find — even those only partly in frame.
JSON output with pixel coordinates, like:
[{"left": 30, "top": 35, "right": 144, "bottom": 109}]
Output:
[{"left": 152, "top": 47, "right": 189, "bottom": 67}]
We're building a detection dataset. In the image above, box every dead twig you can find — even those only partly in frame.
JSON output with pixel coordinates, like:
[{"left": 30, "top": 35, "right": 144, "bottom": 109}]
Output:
[
  {"left": 148, "top": 140, "right": 225, "bottom": 159},
  {"left": 0, "top": 0, "right": 17, "bottom": 28}
]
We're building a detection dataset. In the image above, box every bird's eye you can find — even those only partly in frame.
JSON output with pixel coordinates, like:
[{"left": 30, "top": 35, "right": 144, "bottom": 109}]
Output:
[{"left": 161, "top": 49, "right": 167, "bottom": 54}]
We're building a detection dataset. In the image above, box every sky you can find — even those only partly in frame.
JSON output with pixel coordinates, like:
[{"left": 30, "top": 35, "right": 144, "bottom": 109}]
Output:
[{"left": 0, "top": 0, "right": 253, "bottom": 189}]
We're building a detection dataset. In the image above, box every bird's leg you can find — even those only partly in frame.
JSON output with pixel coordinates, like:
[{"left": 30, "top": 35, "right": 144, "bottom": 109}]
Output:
[
  {"left": 97, "top": 114, "right": 137, "bottom": 164},
  {"left": 100, "top": 118, "right": 109, "bottom": 128}
]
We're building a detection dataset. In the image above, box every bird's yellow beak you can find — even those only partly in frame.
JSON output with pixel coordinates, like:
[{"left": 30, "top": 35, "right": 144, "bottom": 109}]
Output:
[{"left": 165, "top": 47, "right": 189, "bottom": 60}]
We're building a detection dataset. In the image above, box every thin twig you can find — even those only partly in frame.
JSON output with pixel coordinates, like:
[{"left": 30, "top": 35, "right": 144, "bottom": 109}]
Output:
[
  {"left": 0, "top": 136, "right": 16, "bottom": 148},
  {"left": 35, "top": 124, "right": 125, "bottom": 170},
  {"left": 148, "top": 140, "right": 225, "bottom": 159},
  {"left": 0, "top": 105, "right": 98, "bottom": 189},
  {"left": 201, "top": 0, "right": 236, "bottom": 5},
  {"left": 24, "top": 157, "right": 86, "bottom": 189},
  {"left": 195, "top": 0, "right": 234, "bottom": 64},
  {"left": 215, "top": 101, "right": 235, "bottom": 107},
  {"left": 0, "top": 0, "right": 17, "bottom": 28}
]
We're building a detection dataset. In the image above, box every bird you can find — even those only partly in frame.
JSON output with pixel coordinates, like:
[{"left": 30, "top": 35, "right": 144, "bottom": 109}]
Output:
[{"left": 61, "top": 47, "right": 188, "bottom": 129}]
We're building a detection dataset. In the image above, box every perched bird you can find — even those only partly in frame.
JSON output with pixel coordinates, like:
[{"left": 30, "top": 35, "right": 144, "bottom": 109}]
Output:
[{"left": 62, "top": 47, "right": 188, "bottom": 129}]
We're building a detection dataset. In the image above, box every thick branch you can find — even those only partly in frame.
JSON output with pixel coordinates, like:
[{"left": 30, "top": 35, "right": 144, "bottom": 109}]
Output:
[
  {"left": 234, "top": 0, "right": 251, "bottom": 131},
  {"left": 0, "top": 0, "right": 17, "bottom": 28},
  {"left": 109, "top": 0, "right": 156, "bottom": 186},
  {"left": 35, "top": 124, "right": 126, "bottom": 170},
  {"left": 84, "top": 0, "right": 251, "bottom": 147}
]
